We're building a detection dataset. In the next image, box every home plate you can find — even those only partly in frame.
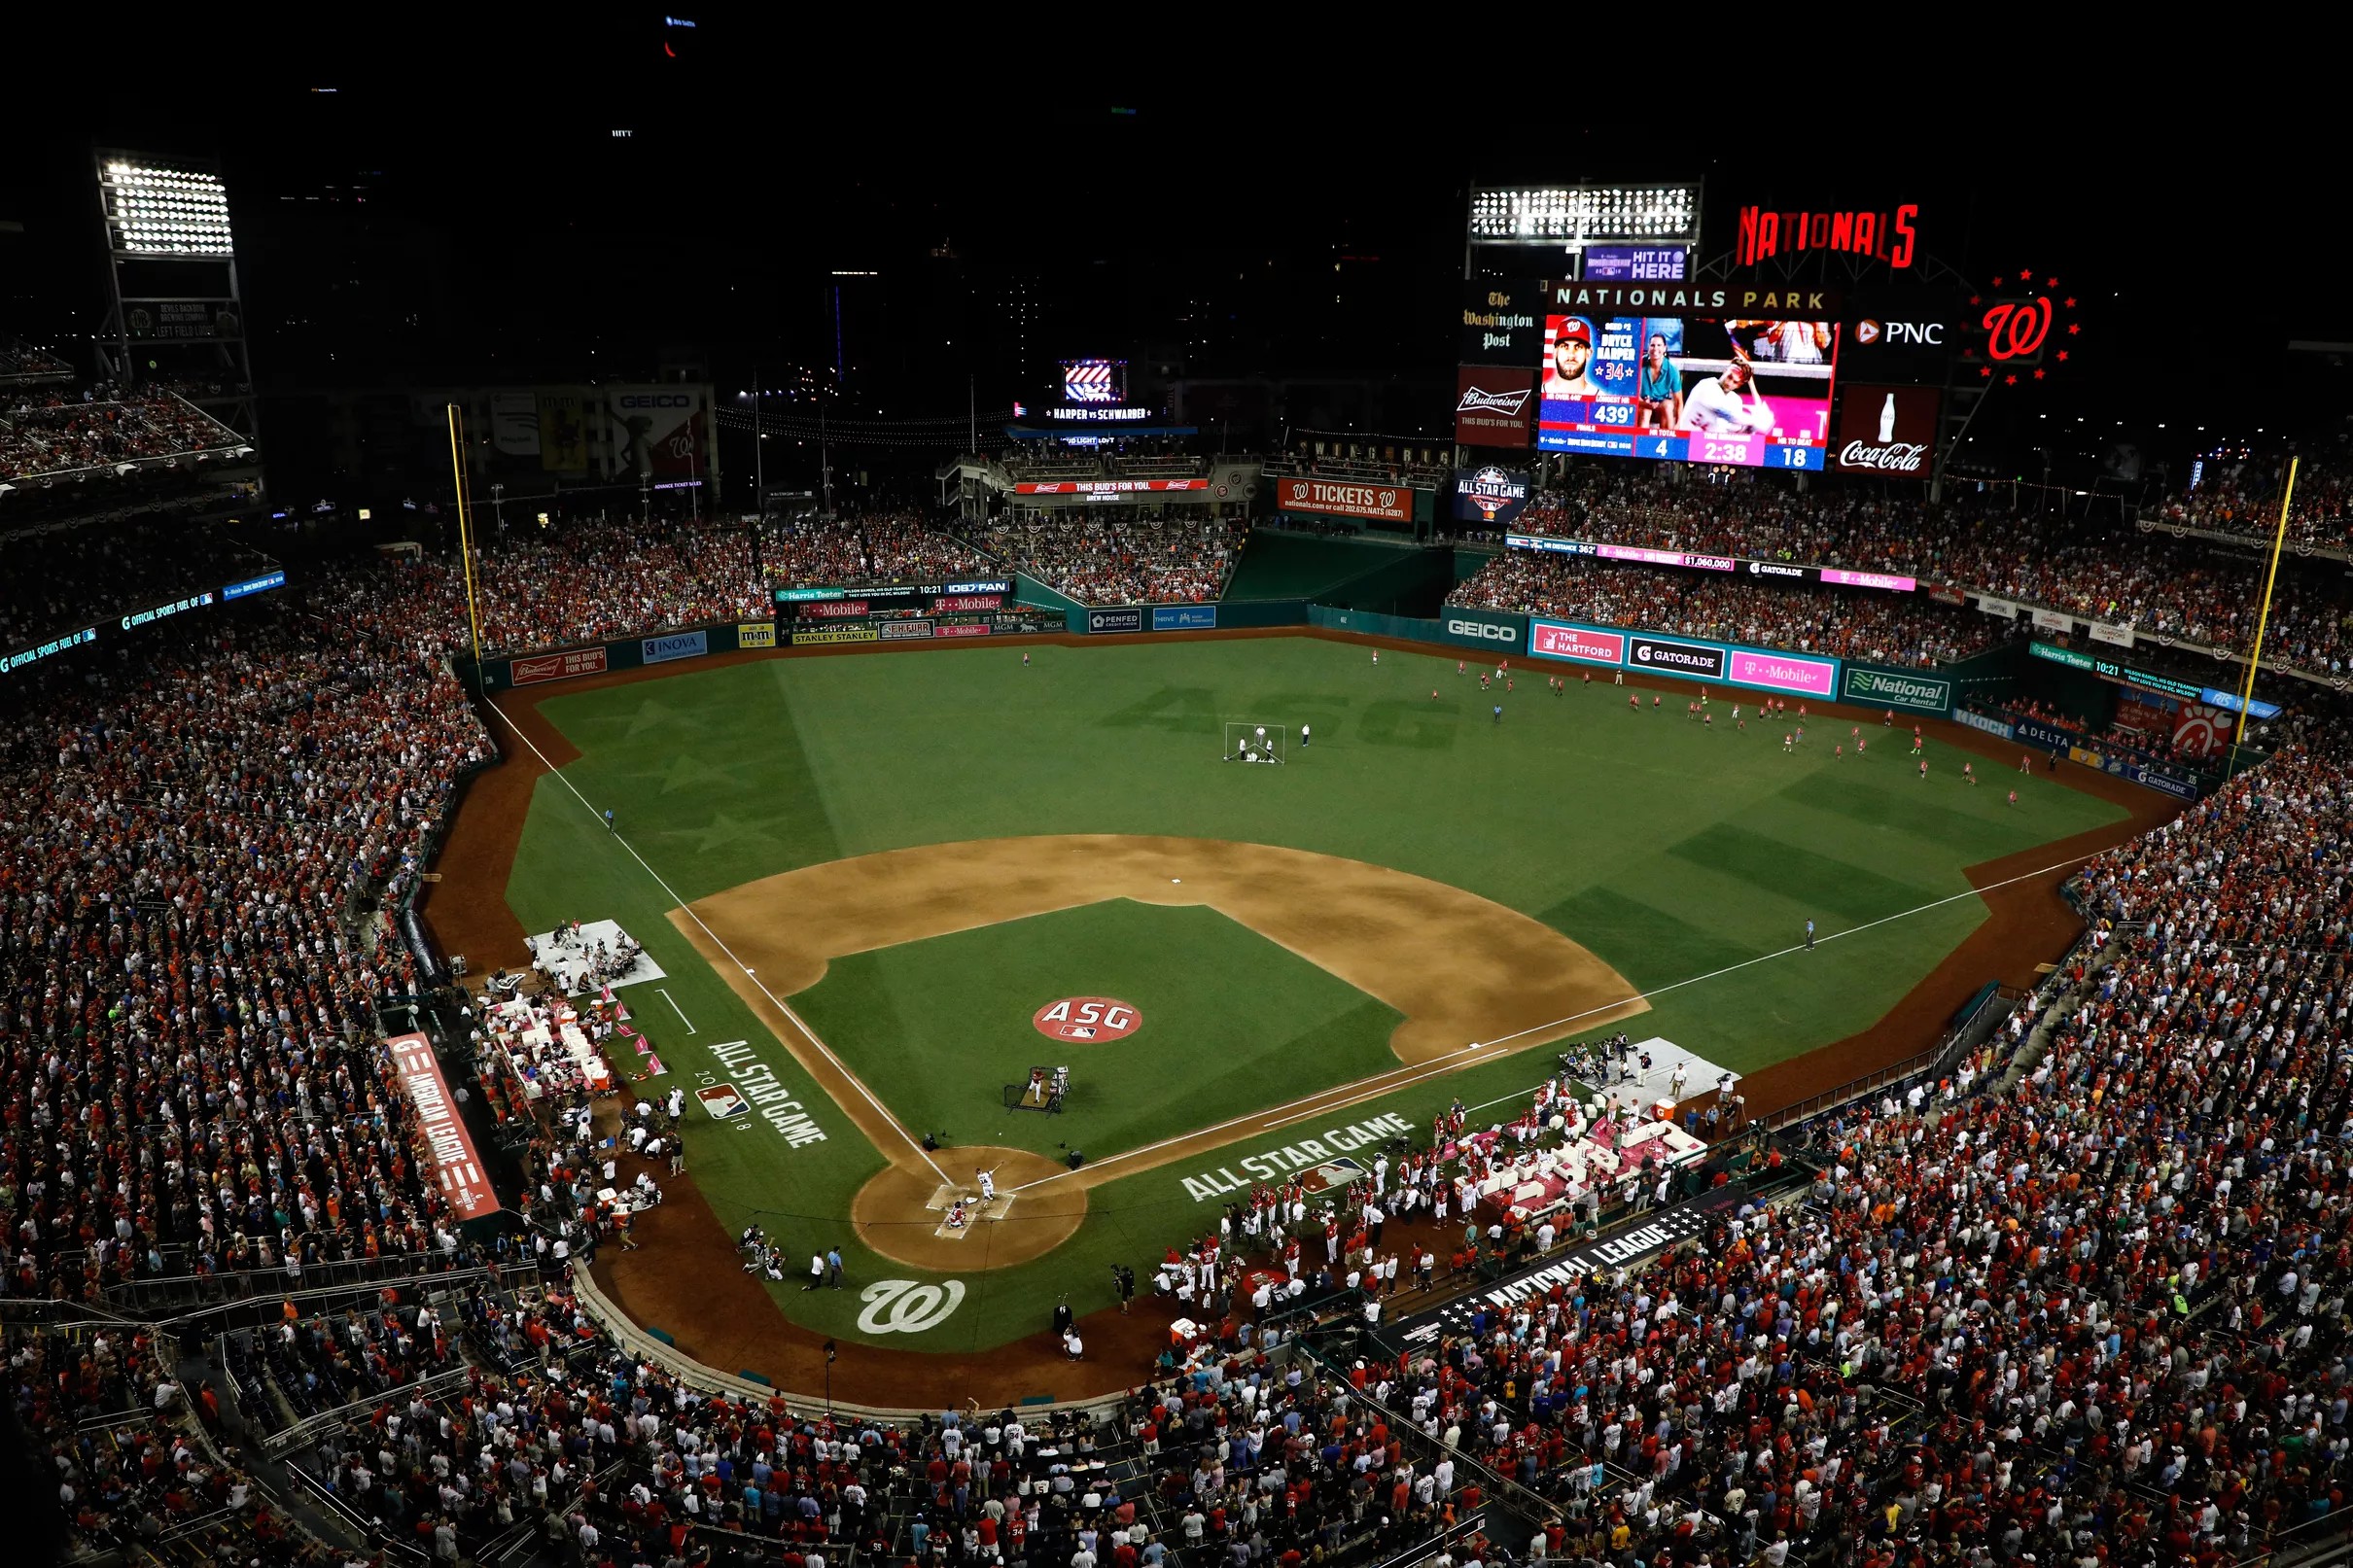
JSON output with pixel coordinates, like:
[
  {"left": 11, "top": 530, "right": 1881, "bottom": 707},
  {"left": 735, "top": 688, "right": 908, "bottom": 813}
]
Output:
[{"left": 924, "top": 1181, "right": 1015, "bottom": 1240}]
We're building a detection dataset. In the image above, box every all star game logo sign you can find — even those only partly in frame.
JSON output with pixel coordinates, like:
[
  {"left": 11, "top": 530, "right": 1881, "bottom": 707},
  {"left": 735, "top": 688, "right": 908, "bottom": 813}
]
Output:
[{"left": 1033, "top": 997, "right": 1141, "bottom": 1042}]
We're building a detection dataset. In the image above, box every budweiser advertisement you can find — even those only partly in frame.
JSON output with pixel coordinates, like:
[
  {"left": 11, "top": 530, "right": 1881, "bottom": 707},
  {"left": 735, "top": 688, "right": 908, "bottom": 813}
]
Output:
[
  {"left": 1455, "top": 366, "right": 1537, "bottom": 448},
  {"left": 1833, "top": 383, "right": 1940, "bottom": 477},
  {"left": 1273, "top": 477, "right": 1416, "bottom": 523}
]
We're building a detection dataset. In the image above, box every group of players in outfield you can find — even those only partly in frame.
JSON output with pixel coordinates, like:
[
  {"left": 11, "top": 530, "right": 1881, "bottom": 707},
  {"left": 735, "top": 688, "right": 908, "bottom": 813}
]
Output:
[{"left": 1354, "top": 648, "right": 2036, "bottom": 806}]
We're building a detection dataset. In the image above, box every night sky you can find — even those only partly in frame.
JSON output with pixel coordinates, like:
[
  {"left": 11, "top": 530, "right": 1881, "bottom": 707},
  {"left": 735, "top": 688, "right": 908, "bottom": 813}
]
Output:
[{"left": 5, "top": 24, "right": 2342, "bottom": 494}]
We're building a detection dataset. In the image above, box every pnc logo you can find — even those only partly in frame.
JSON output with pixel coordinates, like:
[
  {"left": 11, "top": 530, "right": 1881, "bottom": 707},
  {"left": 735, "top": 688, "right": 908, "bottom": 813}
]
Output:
[
  {"left": 1855, "top": 319, "right": 1943, "bottom": 347},
  {"left": 1447, "top": 618, "right": 1517, "bottom": 643}
]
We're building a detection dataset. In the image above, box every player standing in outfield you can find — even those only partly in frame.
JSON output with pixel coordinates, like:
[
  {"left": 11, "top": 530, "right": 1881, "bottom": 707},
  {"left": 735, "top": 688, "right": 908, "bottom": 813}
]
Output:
[
  {"left": 1493, "top": 703, "right": 1503, "bottom": 725},
  {"left": 2008, "top": 788, "right": 2019, "bottom": 807},
  {"left": 1629, "top": 693, "right": 1639, "bottom": 713},
  {"left": 1022, "top": 650, "right": 1031, "bottom": 666},
  {"left": 1432, "top": 687, "right": 1440, "bottom": 701},
  {"left": 1372, "top": 649, "right": 1380, "bottom": 665},
  {"left": 1964, "top": 761, "right": 1977, "bottom": 785},
  {"left": 1795, "top": 722, "right": 1805, "bottom": 745},
  {"left": 2020, "top": 752, "right": 2032, "bottom": 774},
  {"left": 1652, "top": 693, "right": 1662, "bottom": 710},
  {"left": 1703, "top": 709, "right": 1713, "bottom": 728},
  {"left": 1783, "top": 732, "right": 1793, "bottom": 752},
  {"left": 1479, "top": 672, "right": 1491, "bottom": 691},
  {"left": 1300, "top": 723, "right": 1311, "bottom": 749},
  {"left": 1918, "top": 757, "right": 1929, "bottom": 781},
  {"left": 1457, "top": 660, "right": 1465, "bottom": 677},
  {"left": 1835, "top": 744, "right": 1844, "bottom": 760},
  {"left": 1857, "top": 735, "right": 1867, "bottom": 756},
  {"left": 1884, "top": 710, "right": 1895, "bottom": 726}
]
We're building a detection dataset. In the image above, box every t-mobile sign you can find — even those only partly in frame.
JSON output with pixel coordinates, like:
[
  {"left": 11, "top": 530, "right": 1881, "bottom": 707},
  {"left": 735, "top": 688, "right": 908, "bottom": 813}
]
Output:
[
  {"left": 1727, "top": 648, "right": 1838, "bottom": 697},
  {"left": 1834, "top": 383, "right": 1941, "bottom": 477}
]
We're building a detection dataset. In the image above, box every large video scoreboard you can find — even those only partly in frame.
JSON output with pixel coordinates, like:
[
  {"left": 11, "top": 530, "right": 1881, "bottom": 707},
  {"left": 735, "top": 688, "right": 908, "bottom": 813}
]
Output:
[{"left": 1533, "top": 282, "right": 1840, "bottom": 471}]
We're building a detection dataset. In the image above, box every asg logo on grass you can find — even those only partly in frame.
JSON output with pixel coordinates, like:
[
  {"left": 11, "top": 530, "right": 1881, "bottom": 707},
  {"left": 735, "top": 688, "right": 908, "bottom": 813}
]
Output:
[
  {"left": 857, "top": 1279, "right": 966, "bottom": 1335},
  {"left": 1034, "top": 997, "right": 1141, "bottom": 1042}
]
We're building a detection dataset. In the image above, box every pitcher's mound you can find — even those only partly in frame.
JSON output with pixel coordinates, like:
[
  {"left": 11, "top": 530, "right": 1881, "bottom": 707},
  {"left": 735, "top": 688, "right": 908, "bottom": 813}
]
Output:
[{"left": 851, "top": 1146, "right": 1087, "bottom": 1271}]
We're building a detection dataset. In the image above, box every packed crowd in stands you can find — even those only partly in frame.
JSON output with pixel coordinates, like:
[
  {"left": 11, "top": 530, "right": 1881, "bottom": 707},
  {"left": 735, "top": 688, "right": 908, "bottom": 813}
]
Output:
[
  {"left": 973, "top": 514, "right": 1243, "bottom": 605},
  {"left": 0, "top": 558, "right": 492, "bottom": 1306},
  {"left": 0, "top": 385, "right": 241, "bottom": 481},
  {"left": 0, "top": 514, "right": 276, "bottom": 650},
  {"left": 6, "top": 1319, "right": 322, "bottom": 1567},
  {"left": 761, "top": 509, "right": 988, "bottom": 588},
  {"left": 2155, "top": 456, "right": 2353, "bottom": 549},
  {"left": 1502, "top": 465, "right": 2353, "bottom": 677},
  {"left": 1449, "top": 551, "right": 1997, "bottom": 668}
]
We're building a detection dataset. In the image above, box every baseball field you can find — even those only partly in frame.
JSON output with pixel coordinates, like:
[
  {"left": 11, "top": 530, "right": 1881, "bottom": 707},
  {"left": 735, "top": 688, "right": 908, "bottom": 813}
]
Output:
[{"left": 471, "top": 630, "right": 2136, "bottom": 1370}]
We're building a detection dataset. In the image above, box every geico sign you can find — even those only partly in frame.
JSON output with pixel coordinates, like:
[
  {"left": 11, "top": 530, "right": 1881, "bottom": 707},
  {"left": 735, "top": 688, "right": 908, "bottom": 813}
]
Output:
[
  {"left": 1447, "top": 618, "right": 1517, "bottom": 643},
  {"left": 1853, "top": 319, "right": 1944, "bottom": 347},
  {"left": 618, "top": 394, "right": 693, "bottom": 407}
]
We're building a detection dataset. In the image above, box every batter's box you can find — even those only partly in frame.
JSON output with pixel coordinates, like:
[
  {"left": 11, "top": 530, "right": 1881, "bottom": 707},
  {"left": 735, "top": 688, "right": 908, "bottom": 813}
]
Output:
[{"left": 924, "top": 1182, "right": 1013, "bottom": 1240}]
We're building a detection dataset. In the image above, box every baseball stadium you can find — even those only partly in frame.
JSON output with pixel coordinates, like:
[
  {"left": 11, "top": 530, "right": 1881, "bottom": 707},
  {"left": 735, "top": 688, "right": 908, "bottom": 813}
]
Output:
[{"left": 6, "top": 61, "right": 2351, "bottom": 1568}]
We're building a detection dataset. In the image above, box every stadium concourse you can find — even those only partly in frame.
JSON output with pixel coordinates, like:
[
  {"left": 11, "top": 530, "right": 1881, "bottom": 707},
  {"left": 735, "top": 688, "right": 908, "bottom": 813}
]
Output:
[{"left": 4, "top": 469, "right": 2353, "bottom": 1568}]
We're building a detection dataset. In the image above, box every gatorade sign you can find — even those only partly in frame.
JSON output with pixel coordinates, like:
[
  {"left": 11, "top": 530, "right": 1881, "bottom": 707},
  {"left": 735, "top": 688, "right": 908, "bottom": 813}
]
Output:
[{"left": 1034, "top": 997, "right": 1141, "bottom": 1042}]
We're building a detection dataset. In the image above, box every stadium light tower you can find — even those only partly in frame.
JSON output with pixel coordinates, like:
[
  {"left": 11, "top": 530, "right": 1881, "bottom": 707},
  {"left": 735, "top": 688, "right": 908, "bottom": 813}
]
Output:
[{"left": 92, "top": 151, "right": 258, "bottom": 439}]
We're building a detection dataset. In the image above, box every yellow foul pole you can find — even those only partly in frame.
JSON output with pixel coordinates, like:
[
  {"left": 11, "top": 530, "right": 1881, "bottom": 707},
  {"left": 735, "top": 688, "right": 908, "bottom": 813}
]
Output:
[
  {"left": 446, "top": 403, "right": 484, "bottom": 675},
  {"left": 2232, "top": 456, "right": 2297, "bottom": 753}
]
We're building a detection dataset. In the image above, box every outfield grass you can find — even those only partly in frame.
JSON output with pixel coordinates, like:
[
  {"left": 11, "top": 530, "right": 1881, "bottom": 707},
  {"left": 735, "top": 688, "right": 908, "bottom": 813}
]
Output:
[
  {"left": 504, "top": 634, "right": 2128, "bottom": 1353},
  {"left": 788, "top": 900, "right": 1404, "bottom": 1161}
]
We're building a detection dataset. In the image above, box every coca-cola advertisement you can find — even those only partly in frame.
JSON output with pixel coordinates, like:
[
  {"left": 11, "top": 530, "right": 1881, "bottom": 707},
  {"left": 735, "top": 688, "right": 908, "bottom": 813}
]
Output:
[{"left": 1833, "top": 383, "right": 1940, "bottom": 477}]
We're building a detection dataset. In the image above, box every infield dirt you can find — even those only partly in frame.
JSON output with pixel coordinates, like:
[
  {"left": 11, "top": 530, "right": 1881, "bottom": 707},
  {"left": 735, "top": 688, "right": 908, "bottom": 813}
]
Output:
[{"left": 669, "top": 832, "right": 1649, "bottom": 1268}]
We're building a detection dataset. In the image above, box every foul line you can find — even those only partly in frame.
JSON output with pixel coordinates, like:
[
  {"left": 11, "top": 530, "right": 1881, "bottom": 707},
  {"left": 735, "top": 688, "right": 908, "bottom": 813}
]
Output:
[
  {"left": 658, "top": 988, "right": 696, "bottom": 1033},
  {"left": 494, "top": 705, "right": 949, "bottom": 1186},
  {"left": 1004, "top": 851, "right": 2092, "bottom": 1197}
]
